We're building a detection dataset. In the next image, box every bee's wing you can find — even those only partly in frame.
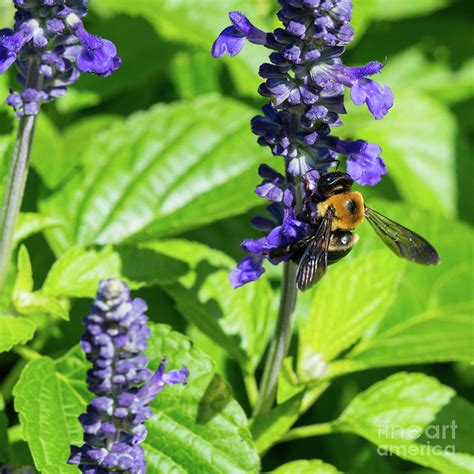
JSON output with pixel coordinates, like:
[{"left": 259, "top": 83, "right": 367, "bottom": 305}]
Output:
[
  {"left": 365, "top": 206, "right": 440, "bottom": 265},
  {"left": 296, "top": 208, "right": 334, "bottom": 291}
]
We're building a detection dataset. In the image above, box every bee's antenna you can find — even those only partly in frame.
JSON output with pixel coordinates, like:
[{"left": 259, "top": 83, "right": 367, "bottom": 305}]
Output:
[{"left": 334, "top": 159, "right": 341, "bottom": 171}]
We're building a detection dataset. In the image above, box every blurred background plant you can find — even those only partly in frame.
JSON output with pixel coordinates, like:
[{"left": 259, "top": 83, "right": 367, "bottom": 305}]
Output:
[{"left": 0, "top": 0, "right": 473, "bottom": 473}]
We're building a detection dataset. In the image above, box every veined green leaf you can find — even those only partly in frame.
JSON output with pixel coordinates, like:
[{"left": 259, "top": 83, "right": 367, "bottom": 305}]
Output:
[
  {"left": 297, "top": 250, "right": 404, "bottom": 381},
  {"left": 12, "top": 246, "right": 69, "bottom": 321},
  {"left": 327, "top": 201, "right": 474, "bottom": 376},
  {"left": 42, "top": 246, "right": 121, "bottom": 298},
  {"left": 40, "top": 95, "right": 265, "bottom": 253},
  {"left": 13, "top": 324, "right": 260, "bottom": 474},
  {"left": 0, "top": 315, "right": 36, "bottom": 354},
  {"left": 336, "top": 372, "right": 474, "bottom": 474}
]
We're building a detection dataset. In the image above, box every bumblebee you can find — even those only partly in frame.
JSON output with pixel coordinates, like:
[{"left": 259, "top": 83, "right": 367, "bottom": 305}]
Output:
[{"left": 270, "top": 172, "right": 440, "bottom": 292}]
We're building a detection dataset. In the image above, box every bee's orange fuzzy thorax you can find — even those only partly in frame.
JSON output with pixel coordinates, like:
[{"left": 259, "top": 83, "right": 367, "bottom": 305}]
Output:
[{"left": 317, "top": 191, "right": 365, "bottom": 230}]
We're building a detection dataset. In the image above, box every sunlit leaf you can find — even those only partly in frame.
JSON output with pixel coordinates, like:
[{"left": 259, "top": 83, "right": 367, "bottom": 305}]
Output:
[
  {"left": 0, "top": 315, "right": 36, "bottom": 354},
  {"left": 336, "top": 372, "right": 474, "bottom": 473},
  {"left": 15, "top": 213, "right": 59, "bottom": 246},
  {"left": 12, "top": 246, "right": 68, "bottom": 321},
  {"left": 327, "top": 201, "right": 474, "bottom": 376},
  {"left": 42, "top": 246, "right": 121, "bottom": 298},
  {"left": 41, "top": 95, "right": 265, "bottom": 253},
  {"left": 297, "top": 250, "right": 404, "bottom": 381}
]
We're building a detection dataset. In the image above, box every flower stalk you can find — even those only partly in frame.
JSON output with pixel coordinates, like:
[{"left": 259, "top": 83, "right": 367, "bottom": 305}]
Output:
[
  {"left": 0, "top": 61, "right": 41, "bottom": 292},
  {"left": 253, "top": 261, "right": 298, "bottom": 418}
]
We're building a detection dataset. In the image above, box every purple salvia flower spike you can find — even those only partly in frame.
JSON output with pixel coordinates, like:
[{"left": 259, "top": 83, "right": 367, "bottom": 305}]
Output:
[
  {"left": 69, "top": 280, "right": 188, "bottom": 473},
  {"left": 0, "top": 1, "right": 121, "bottom": 117},
  {"left": 212, "top": 0, "right": 394, "bottom": 288}
]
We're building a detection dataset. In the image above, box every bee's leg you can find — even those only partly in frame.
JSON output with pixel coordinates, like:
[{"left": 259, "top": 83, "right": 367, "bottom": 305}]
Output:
[{"left": 268, "top": 237, "right": 314, "bottom": 259}]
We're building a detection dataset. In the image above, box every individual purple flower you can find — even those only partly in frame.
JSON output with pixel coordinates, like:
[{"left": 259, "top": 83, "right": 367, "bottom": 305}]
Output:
[
  {"left": 213, "top": 1, "right": 394, "bottom": 287},
  {"left": 68, "top": 280, "right": 188, "bottom": 473},
  {"left": 343, "top": 141, "right": 387, "bottom": 186},
  {"left": 0, "top": 2, "right": 121, "bottom": 117},
  {"left": 211, "top": 11, "right": 268, "bottom": 57},
  {"left": 351, "top": 78, "right": 394, "bottom": 120},
  {"left": 68, "top": 18, "right": 121, "bottom": 76}
]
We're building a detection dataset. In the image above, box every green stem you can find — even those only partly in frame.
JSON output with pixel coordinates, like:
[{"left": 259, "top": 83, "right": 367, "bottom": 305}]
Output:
[
  {"left": 243, "top": 372, "right": 259, "bottom": 408},
  {"left": 253, "top": 261, "right": 298, "bottom": 418},
  {"left": 13, "top": 345, "right": 42, "bottom": 361},
  {"left": 0, "top": 62, "right": 41, "bottom": 293},
  {"left": 280, "top": 422, "right": 334, "bottom": 442}
]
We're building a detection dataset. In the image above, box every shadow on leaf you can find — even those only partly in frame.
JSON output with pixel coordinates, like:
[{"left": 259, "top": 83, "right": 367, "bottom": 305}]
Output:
[
  {"left": 197, "top": 374, "right": 232, "bottom": 424},
  {"left": 117, "top": 246, "right": 189, "bottom": 285}
]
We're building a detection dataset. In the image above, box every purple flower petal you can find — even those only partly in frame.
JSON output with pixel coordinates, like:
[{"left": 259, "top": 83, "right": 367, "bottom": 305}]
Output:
[
  {"left": 351, "top": 78, "right": 394, "bottom": 120},
  {"left": 229, "top": 253, "right": 265, "bottom": 288},
  {"left": 344, "top": 141, "right": 388, "bottom": 186},
  {"left": 211, "top": 26, "right": 246, "bottom": 58},
  {"left": 211, "top": 12, "right": 267, "bottom": 58},
  {"left": 73, "top": 23, "right": 121, "bottom": 76}
]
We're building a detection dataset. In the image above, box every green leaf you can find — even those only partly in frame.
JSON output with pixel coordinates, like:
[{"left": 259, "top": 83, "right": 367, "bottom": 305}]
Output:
[
  {"left": 298, "top": 250, "right": 404, "bottom": 381},
  {"left": 170, "top": 50, "right": 223, "bottom": 99},
  {"left": 272, "top": 459, "right": 342, "bottom": 474},
  {"left": 340, "top": 90, "right": 457, "bottom": 217},
  {"left": 40, "top": 95, "right": 266, "bottom": 252},
  {"left": 31, "top": 114, "right": 121, "bottom": 190},
  {"left": 328, "top": 201, "right": 474, "bottom": 376},
  {"left": 62, "top": 115, "right": 122, "bottom": 163},
  {"left": 336, "top": 372, "right": 474, "bottom": 474},
  {"left": 15, "top": 213, "right": 59, "bottom": 246},
  {"left": 0, "top": 316, "right": 36, "bottom": 354},
  {"left": 372, "top": 0, "right": 452, "bottom": 20},
  {"left": 383, "top": 49, "right": 474, "bottom": 105},
  {"left": 251, "top": 392, "right": 304, "bottom": 455},
  {"left": 114, "top": 243, "right": 190, "bottom": 287},
  {"left": 12, "top": 246, "right": 69, "bottom": 321},
  {"left": 148, "top": 239, "right": 274, "bottom": 373},
  {"left": 13, "top": 246, "right": 33, "bottom": 294},
  {"left": 14, "top": 324, "right": 260, "bottom": 474},
  {"left": 42, "top": 246, "right": 121, "bottom": 298},
  {"left": 13, "top": 357, "right": 81, "bottom": 474}
]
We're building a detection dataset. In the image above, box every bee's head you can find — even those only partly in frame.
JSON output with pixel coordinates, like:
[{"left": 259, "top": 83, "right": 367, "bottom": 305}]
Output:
[{"left": 317, "top": 172, "right": 353, "bottom": 198}]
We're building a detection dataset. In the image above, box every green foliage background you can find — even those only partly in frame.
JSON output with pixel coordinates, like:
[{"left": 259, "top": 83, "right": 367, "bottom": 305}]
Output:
[{"left": 0, "top": 0, "right": 473, "bottom": 473}]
